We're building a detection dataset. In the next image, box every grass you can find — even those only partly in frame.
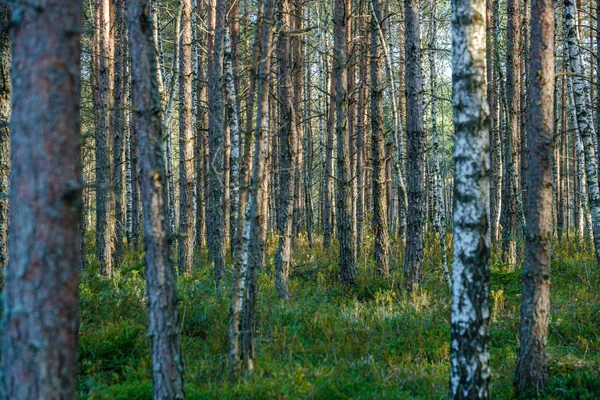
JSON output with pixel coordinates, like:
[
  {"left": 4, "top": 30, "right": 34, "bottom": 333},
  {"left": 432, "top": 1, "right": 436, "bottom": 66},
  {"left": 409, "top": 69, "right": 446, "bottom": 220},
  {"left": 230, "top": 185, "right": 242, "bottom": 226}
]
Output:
[{"left": 77, "top": 232, "right": 600, "bottom": 399}]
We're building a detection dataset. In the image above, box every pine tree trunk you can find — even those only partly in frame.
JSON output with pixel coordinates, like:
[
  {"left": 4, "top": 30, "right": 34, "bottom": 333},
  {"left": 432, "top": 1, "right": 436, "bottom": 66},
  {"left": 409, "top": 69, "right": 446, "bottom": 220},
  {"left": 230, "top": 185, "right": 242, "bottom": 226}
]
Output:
[
  {"left": 114, "top": 0, "right": 126, "bottom": 261},
  {"left": 2, "top": 1, "right": 82, "bottom": 396},
  {"left": 275, "top": 0, "right": 297, "bottom": 300},
  {"left": 178, "top": 0, "right": 195, "bottom": 274},
  {"left": 370, "top": 0, "right": 390, "bottom": 277},
  {"left": 514, "top": 0, "right": 554, "bottom": 392},
  {"left": 404, "top": 0, "right": 425, "bottom": 289},
  {"left": 334, "top": 0, "right": 356, "bottom": 285},
  {"left": 208, "top": 0, "right": 227, "bottom": 286},
  {"left": 128, "top": 1, "right": 186, "bottom": 397},
  {"left": 97, "top": 0, "right": 116, "bottom": 276},
  {"left": 449, "top": 0, "right": 491, "bottom": 395}
]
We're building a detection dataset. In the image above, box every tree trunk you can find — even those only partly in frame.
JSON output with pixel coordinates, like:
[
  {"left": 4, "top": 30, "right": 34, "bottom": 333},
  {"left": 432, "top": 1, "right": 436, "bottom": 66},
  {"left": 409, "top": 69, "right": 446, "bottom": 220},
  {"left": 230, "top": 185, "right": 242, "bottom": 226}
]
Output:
[
  {"left": 178, "top": 0, "right": 195, "bottom": 274},
  {"left": 96, "top": 0, "right": 115, "bottom": 276},
  {"left": 0, "top": 4, "right": 9, "bottom": 273},
  {"left": 428, "top": 0, "right": 450, "bottom": 288},
  {"left": 514, "top": 0, "right": 554, "bottom": 393},
  {"left": 225, "top": 27, "right": 241, "bottom": 254},
  {"left": 2, "top": 1, "right": 82, "bottom": 396},
  {"left": 114, "top": 0, "right": 126, "bottom": 261},
  {"left": 564, "top": 0, "right": 600, "bottom": 264},
  {"left": 208, "top": 0, "right": 227, "bottom": 286},
  {"left": 240, "top": 0, "right": 275, "bottom": 371},
  {"left": 449, "top": 0, "right": 491, "bottom": 395},
  {"left": 128, "top": 1, "right": 186, "bottom": 397},
  {"left": 334, "top": 0, "right": 356, "bottom": 285},
  {"left": 370, "top": 0, "right": 390, "bottom": 277},
  {"left": 275, "top": 0, "right": 297, "bottom": 300},
  {"left": 404, "top": 0, "right": 425, "bottom": 289},
  {"left": 323, "top": 68, "right": 335, "bottom": 249}
]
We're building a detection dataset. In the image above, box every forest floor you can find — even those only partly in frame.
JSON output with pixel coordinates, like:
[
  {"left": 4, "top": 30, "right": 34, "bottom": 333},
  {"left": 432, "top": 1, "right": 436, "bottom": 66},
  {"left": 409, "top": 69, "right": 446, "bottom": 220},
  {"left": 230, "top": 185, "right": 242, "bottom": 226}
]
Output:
[{"left": 77, "top": 233, "right": 600, "bottom": 399}]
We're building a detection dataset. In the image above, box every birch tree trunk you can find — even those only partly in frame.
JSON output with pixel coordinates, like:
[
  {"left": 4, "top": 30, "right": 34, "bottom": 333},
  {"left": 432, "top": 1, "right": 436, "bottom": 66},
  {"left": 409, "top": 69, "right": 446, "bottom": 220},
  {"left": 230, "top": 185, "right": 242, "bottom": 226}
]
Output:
[
  {"left": 428, "top": 0, "right": 450, "bottom": 288},
  {"left": 0, "top": 4, "right": 9, "bottom": 273},
  {"left": 404, "top": 0, "right": 425, "bottom": 289},
  {"left": 240, "top": 0, "right": 275, "bottom": 371},
  {"left": 564, "top": 0, "right": 600, "bottom": 264},
  {"left": 275, "top": 0, "right": 297, "bottom": 300},
  {"left": 2, "top": 1, "right": 82, "bottom": 396},
  {"left": 323, "top": 68, "right": 335, "bottom": 249},
  {"left": 128, "top": 1, "right": 186, "bottom": 397},
  {"left": 225, "top": 27, "right": 241, "bottom": 252},
  {"left": 449, "top": 0, "right": 491, "bottom": 395},
  {"left": 514, "top": 0, "right": 554, "bottom": 392},
  {"left": 370, "top": 0, "right": 390, "bottom": 277}
]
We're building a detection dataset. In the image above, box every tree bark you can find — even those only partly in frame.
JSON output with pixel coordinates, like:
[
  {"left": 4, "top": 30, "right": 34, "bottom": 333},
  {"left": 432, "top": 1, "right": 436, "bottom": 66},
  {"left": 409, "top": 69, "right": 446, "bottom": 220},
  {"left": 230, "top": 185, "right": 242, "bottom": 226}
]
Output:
[
  {"left": 370, "top": 0, "right": 390, "bottom": 277},
  {"left": 128, "top": 1, "right": 186, "bottom": 397},
  {"left": 208, "top": 0, "right": 227, "bottom": 286},
  {"left": 449, "top": 0, "right": 491, "bottom": 395},
  {"left": 564, "top": 0, "right": 600, "bottom": 264},
  {"left": 240, "top": 0, "right": 275, "bottom": 371},
  {"left": 96, "top": 0, "right": 116, "bottom": 276},
  {"left": 178, "top": 0, "right": 195, "bottom": 274},
  {"left": 2, "top": 1, "right": 82, "bottom": 396},
  {"left": 275, "top": 0, "right": 297, "bottom": 300},
  {"left": 0, "top": 5, "right": 9, "bottom": 273},
  {"left": 404, "top": 0, "right": 425, "bottom": 289},
  {"left": 514, "top": 0, "right": 554, "bottom": 393},
  {"left": 334, "top": 0, "right": 356, "bottom": 285}
]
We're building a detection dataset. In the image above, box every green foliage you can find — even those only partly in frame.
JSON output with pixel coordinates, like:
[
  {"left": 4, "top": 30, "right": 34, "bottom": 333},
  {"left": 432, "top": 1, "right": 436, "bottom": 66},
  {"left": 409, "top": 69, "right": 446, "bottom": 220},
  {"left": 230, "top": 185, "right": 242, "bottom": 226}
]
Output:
[{"left": 77, "top": 237, "right": 600, "bottom": 399}]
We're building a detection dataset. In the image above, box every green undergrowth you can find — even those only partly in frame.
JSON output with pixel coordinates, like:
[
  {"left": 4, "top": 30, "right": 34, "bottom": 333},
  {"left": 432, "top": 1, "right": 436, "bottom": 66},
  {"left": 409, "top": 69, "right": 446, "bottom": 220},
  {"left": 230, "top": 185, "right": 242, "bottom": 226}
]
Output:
[{"left": 77, "top": 233, "right": 600, "bottom": 399}]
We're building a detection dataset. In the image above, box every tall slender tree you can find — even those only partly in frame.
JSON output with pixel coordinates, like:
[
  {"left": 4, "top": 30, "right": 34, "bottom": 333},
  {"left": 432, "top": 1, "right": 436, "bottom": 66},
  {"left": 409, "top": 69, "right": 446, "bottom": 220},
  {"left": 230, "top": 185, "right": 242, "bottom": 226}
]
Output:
[
  {"left": 0, "top": 4, "right": 9, "bottom": 273},
  {"left": 334, "top": 0, "right": 356, "bottom": 284},
  {"left": 2, "top": 0, "right": 82, "bottom": 396},
  {"left": 370, "top": 0, "right": 390, "bottom": 277},
  {"left": 514, "top": 0, "right": 554, "bottom": 392},
  {"left": 449, "top": 0, "right": 491, "bottom": 395},
  {"left": 96, "top": 0, "right": 116, "bottom": 276},
  {"left": 404, "top": 0, "right": 425, "bottom": 289},
  {"left": 208, "top": 0, "right": 227, "bottom": 286},
  {"left": 178, "top": 0, "right": 195, "bottom": 274},
  {"left": 275, "top": 0, "right": 297, "bottom": 300}
]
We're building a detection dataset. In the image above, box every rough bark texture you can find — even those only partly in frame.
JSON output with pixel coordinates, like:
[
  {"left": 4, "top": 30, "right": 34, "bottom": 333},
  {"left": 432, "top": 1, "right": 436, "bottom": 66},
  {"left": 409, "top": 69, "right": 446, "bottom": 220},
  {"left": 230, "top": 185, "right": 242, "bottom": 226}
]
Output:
[
  {"left": 114, "top": 0, "right": 126, "bottom": 261},
  {"left": 514, "top": 0, "right": 554, "bottom": 393},
  {"left": 404, "top": 0, "right": 425, "bottom": 289},
  {"left": 501, "top": 0, "right": 521, "bottom": 265},
  {"left": 0, "top": 5, "right": 9, "bottom": 273},
  {"left": 334, "top": 0, "right": 356, "bottom": 285},
  {"left": 2, "top": 1, "right": 82, "bottom": 397},
  {"left": 370, "top": 0, "right": 390, "bottom": 277},
  {"left": 178, "top": 0, "right": 195, "bottom": 274},
  {"left": 208, "top": 0, "right": 227, "bottom": 286},
  {"left": 96, "top": 0, "right": 115, "bottom": 276},
  {"left": 128, "top": 1, "right": 186, "bottom": 397},
  {"left": 564, "top": 0, "right": 600, "bottom": 265},
  {"left": 449, "top": 0, "right": 491, "bottom": 395},
  {"left": 275, "top": 0, "right": 297, "bottom": 300}
]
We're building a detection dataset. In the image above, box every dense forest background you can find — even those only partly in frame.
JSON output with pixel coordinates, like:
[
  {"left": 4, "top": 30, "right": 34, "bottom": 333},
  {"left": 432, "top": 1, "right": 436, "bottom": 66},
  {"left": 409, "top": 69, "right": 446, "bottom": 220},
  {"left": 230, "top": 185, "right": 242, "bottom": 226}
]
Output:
[{"left": 0, "top": 0, "right": 599, "bottom": 398}]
